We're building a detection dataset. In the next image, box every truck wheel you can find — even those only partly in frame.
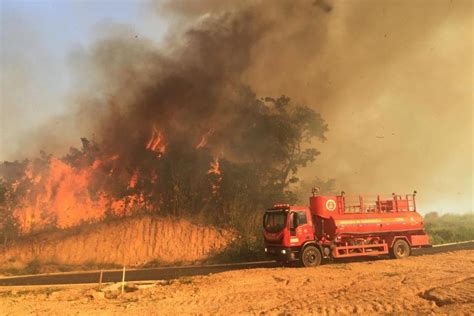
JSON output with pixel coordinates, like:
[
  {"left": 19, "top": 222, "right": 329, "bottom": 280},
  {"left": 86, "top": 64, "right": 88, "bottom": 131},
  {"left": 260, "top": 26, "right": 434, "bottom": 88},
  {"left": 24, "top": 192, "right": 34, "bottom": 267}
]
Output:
[
  {"left": 390, "top": 239, "right": 411, "bottom": 259},
  {"left": 301, "top": 246, "right": 322, "bottom": 267}
]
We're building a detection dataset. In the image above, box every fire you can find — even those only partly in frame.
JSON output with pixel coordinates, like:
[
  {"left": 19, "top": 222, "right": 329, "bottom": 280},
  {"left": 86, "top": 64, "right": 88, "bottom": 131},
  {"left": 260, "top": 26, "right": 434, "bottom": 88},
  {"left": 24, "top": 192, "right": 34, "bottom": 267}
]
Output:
[
  {"left": 208, "top": 157, "right": 222, "bottom": 193},
  {"left": 5, "top": 129, "right": 225, "bottom": 234},
  {"left": 13, "top": 158, "right": 107, "bottom": 232},
  {"left": 128, "top": 170, "right": 139, "bottom": 189},
  {"left": 146, "top": 128, "right": 166, "bottom": 155},
  {"left": 208, "top": 158, "right": 221, "bottom": 175},
  {"left": 196, "top": 129, "right": 214, "bottom": 149},
  {"left": 11, "top": 156, "right": 147, "bottom": 234}
]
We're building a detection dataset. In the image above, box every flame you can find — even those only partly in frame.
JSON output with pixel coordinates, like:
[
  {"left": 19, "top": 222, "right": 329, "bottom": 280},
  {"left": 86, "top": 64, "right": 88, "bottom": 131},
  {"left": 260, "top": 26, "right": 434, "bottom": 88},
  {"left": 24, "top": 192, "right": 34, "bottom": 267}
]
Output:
[
  {"left": 196, "top": 129, "right": 214, "bottom": 149},
  {"left": 11, "top": 156, "right": 147, "bottom": 234},
  {"left": 208, "top": 157, "right": 222, "bottom": 193},
  {"left": 128, "top": 170, "right": 139, "bottom": 189},
  {"left": 146, "top": 128, "right": 166, "bottom": 155},
  {"left": 13, "top": 158, "right": 107, "bottom": 232},
  {"left": 208, "top": 158, "right": 221, "bottom": 175}
]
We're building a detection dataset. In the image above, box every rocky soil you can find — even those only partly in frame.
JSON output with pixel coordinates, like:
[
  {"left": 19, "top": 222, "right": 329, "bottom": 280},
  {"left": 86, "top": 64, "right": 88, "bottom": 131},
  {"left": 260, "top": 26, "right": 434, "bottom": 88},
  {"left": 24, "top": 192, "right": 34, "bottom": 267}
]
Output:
[{"left": 0, "top": 250, "right": 472, "bottom": 315}]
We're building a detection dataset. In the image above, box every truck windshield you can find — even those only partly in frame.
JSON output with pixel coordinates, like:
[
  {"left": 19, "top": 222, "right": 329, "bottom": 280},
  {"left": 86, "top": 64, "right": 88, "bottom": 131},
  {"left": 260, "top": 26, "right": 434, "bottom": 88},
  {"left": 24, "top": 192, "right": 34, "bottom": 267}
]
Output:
[{"left": 263, "top": 211, "right": 287, "bottom": 233}]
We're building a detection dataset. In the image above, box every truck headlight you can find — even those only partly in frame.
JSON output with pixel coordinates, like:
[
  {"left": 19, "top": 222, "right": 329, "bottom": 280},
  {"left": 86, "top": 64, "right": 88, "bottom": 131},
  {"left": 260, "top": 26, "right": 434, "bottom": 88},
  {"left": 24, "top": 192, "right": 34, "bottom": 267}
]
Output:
[{"left": 281, "top": 249, "right": 287, "bottom": 254}]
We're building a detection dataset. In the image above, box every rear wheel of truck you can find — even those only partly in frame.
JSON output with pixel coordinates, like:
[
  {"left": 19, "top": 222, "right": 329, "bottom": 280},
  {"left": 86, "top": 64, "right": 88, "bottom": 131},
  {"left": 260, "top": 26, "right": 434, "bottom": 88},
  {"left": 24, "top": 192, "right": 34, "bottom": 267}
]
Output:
[
  {"left": 301, "top": 246, "right": 322, "bottom": 267},
  {"left": 390, "top": 239, "right": 411, "bottom": 259}
]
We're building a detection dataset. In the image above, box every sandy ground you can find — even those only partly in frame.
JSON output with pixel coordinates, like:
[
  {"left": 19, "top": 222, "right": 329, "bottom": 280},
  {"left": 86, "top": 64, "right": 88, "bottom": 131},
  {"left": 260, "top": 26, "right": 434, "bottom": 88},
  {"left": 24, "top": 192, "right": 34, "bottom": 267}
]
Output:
[{"left": 0, "top": 250, "right": 473, "bottom": 315}]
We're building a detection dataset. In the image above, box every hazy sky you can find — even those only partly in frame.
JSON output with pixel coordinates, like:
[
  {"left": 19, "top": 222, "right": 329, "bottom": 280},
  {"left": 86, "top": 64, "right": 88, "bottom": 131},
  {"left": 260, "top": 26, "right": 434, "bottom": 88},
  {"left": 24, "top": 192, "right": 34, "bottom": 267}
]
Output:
[{"left": 1, "top": 0, "right": 167, "bottom": 160}]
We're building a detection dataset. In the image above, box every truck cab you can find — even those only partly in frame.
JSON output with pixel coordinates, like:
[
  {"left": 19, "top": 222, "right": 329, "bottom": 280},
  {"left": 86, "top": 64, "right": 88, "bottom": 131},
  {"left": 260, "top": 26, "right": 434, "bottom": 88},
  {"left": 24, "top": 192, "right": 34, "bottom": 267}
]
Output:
[{"left": 263, "top": 204, "right": 319, "bottom": 265}]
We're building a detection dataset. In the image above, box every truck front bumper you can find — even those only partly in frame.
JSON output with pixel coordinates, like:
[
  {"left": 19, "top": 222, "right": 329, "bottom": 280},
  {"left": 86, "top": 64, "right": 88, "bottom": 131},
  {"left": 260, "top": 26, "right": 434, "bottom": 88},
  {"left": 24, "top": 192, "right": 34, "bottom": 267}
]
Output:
[{"left": 265, "top": 246, "right": 295, "bottom": 262}]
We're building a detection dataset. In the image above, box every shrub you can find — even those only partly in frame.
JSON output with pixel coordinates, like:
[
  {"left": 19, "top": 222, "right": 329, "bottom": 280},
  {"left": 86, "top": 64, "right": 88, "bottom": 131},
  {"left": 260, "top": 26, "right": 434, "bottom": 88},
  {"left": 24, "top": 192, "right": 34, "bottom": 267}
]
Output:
[
  {"left": 25, "top": 259, "right": 41, "bottom": 275},
  {"left": 424, "top": 212, "right": 474, "bottom": 244}
]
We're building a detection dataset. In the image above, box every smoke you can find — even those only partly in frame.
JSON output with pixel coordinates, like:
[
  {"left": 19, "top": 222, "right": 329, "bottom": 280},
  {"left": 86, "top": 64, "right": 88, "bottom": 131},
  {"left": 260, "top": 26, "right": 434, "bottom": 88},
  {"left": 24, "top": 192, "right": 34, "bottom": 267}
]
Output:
[
  {"left": 70, "top": 10, "right": 265, "bottom": 164},
  {"left": 153, "top": 0, "right": 472, "bottom": 213},
  {"left": 2, "top": 0, "right": 472, "bottom": 213}
]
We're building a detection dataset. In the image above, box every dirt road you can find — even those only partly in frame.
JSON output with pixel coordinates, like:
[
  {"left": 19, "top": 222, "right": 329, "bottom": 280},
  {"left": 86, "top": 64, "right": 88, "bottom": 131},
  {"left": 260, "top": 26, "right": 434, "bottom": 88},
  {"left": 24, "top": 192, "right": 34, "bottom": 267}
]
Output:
[
  {"left": 2, "top": 241, "right": 472, "bottom": 287},
  {"left": 1, "top": 250, "right": 473, "bottom": 315}
]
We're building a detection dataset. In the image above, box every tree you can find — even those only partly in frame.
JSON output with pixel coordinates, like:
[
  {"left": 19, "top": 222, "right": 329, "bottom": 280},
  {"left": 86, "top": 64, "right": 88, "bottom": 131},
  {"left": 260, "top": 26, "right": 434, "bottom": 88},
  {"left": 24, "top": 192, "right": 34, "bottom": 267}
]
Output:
[
  {"left": 220, "top": 92, "right": 328, "bottom": 193},
  {"left": 263, "top": 96, "right": 328, "bottom": 190},
  {"left": 0, "top": 179, "right": 19, "bottom": 245}
]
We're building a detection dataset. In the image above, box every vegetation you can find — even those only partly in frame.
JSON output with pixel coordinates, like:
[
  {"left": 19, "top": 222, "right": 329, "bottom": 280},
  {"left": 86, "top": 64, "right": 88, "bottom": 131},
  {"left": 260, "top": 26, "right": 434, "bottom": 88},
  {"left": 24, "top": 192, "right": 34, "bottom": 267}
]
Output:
[
  {"left": 0, "top": 178, "right": 19, "bottom": 245},
  {"left": 424, "top": 212, "right": 474, "bottom": 245}
]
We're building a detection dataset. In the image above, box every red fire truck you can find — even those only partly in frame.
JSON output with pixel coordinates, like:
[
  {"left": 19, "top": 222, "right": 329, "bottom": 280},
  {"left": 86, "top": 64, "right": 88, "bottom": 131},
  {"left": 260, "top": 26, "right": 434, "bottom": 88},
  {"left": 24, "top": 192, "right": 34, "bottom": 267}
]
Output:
[{"left": 263, "top": 190, "right": 430, "bottom": 267}]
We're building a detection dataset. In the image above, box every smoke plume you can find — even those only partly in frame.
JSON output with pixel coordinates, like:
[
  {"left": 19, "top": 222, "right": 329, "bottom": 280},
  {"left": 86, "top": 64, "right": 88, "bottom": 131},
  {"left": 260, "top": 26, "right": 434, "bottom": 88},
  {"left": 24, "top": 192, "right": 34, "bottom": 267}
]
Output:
[{"left": 154, "top": 0, "right": 472, "bottom": 213}]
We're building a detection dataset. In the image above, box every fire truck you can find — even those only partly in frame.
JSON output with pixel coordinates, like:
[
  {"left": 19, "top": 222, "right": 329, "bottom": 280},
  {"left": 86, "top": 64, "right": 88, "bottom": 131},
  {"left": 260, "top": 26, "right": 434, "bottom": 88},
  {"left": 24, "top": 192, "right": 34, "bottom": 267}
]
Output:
[{"left": 263, "top": 190, "right": 430, "bottom": 267}]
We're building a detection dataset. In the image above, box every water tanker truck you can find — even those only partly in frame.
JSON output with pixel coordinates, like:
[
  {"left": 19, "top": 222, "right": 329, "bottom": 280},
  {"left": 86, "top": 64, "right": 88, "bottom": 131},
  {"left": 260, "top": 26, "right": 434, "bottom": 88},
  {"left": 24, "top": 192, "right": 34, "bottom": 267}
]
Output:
[{"left": 263, "top": 190, "right": 430, "bottom": 267}]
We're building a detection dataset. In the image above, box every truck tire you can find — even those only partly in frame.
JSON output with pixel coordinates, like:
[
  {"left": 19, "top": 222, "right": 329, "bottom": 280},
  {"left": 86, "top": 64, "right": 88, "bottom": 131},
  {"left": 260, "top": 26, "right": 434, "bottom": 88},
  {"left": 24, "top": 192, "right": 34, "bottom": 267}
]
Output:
[
  {"left": 390, "top": 239, "right": 411, "bottom": 259},
  {"left": 301, "top": 246, "right": 322, "bottom": 267}
]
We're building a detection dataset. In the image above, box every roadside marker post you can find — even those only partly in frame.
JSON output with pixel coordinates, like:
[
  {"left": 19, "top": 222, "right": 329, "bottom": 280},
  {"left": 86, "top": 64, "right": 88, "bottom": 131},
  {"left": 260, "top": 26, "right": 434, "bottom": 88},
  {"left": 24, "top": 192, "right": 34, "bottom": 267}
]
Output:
[
  {"left": 121, "top": 266, "right": 126, "bottom": 294},
  {"left": 98, "top": 269, "right": 103, "bottom": 290}
]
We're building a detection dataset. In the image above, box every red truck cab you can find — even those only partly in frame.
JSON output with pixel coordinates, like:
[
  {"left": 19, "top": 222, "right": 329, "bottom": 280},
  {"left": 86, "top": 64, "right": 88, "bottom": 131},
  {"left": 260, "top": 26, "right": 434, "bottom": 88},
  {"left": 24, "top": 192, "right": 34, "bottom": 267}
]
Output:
[{"left": 263, "top": 205, "right": 315, "bottom": 262}]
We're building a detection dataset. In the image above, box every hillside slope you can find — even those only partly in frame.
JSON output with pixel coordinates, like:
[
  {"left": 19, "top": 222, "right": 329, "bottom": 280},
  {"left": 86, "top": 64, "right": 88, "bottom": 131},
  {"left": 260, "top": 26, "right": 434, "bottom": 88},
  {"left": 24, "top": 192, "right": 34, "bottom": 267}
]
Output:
[{"left": 0, "top": 216, "right": 233, "bottom": 270}]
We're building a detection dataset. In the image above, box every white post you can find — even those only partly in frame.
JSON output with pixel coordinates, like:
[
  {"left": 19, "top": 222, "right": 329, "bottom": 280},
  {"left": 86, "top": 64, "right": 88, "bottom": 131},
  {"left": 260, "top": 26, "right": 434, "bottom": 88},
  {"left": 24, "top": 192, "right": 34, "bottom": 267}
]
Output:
[
  {"left": 121, "top": 266, "right": 126, "bottom": 294},
  {"left": 98, "top": 269, "right": 103, "bottom": 290}
]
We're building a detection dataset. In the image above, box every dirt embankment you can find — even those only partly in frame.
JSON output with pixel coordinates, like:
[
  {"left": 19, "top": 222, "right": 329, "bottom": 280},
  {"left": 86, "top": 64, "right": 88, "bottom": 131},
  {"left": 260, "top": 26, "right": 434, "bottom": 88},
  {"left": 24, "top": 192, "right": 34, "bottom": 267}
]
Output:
[
  {"left": 0, "top": 216, "right": 233, "bottom": 270},
  {"left": 0, "top": 250, "right": 473, "bottom": 315}
]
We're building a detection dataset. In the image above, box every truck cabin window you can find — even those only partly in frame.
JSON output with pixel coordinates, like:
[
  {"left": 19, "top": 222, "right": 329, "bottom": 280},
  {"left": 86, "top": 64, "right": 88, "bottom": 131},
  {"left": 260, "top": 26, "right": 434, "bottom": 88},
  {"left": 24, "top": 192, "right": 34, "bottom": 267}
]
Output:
[
  {"left": 297, "top": 212, "right": 308, "bottom": 225},
  {"left": 263, "top": 212, "right": 287, "bottom": 233},
  {"left": 289, "top": 212, "right": 307, "bottom": 230}
]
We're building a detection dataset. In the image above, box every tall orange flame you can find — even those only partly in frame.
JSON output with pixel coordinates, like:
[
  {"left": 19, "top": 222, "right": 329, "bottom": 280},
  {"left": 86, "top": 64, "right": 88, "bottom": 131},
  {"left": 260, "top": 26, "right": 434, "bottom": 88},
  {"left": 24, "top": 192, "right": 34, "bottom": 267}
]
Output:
[{"left": 12, "top": 156, "right": 148, "bottom": 233}]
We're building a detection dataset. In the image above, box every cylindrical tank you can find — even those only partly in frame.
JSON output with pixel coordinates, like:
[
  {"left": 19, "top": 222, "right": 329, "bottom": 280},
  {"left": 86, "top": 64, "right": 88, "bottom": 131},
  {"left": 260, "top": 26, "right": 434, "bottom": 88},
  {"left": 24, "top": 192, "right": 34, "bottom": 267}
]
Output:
[{"left": 309, "top": 195, "right": 425, "bottom": 240}]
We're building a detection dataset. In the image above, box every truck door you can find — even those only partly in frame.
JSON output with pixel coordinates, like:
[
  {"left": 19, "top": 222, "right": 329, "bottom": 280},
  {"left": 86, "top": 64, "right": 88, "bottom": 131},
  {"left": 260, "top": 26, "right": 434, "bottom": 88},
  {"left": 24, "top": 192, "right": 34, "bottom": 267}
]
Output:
[
  {"left": 290, "top": 211, "right": 313, "bottom": 244},
  {"left": 296, "top": 211, "right": 313, "bottom": 242}
]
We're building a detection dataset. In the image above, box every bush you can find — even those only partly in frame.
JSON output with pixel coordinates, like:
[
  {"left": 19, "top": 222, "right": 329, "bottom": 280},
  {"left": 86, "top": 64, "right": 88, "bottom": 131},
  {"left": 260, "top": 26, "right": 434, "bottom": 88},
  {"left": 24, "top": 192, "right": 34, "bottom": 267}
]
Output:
[
  {"left": 210, "top": 235, "right": 266, "bottom": 263},
  {"left": 25, "top": 259, "right": 41, "bottom": 275},
  {"left": 424, "top": 212, "right": 474, "bottom": 245}
]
